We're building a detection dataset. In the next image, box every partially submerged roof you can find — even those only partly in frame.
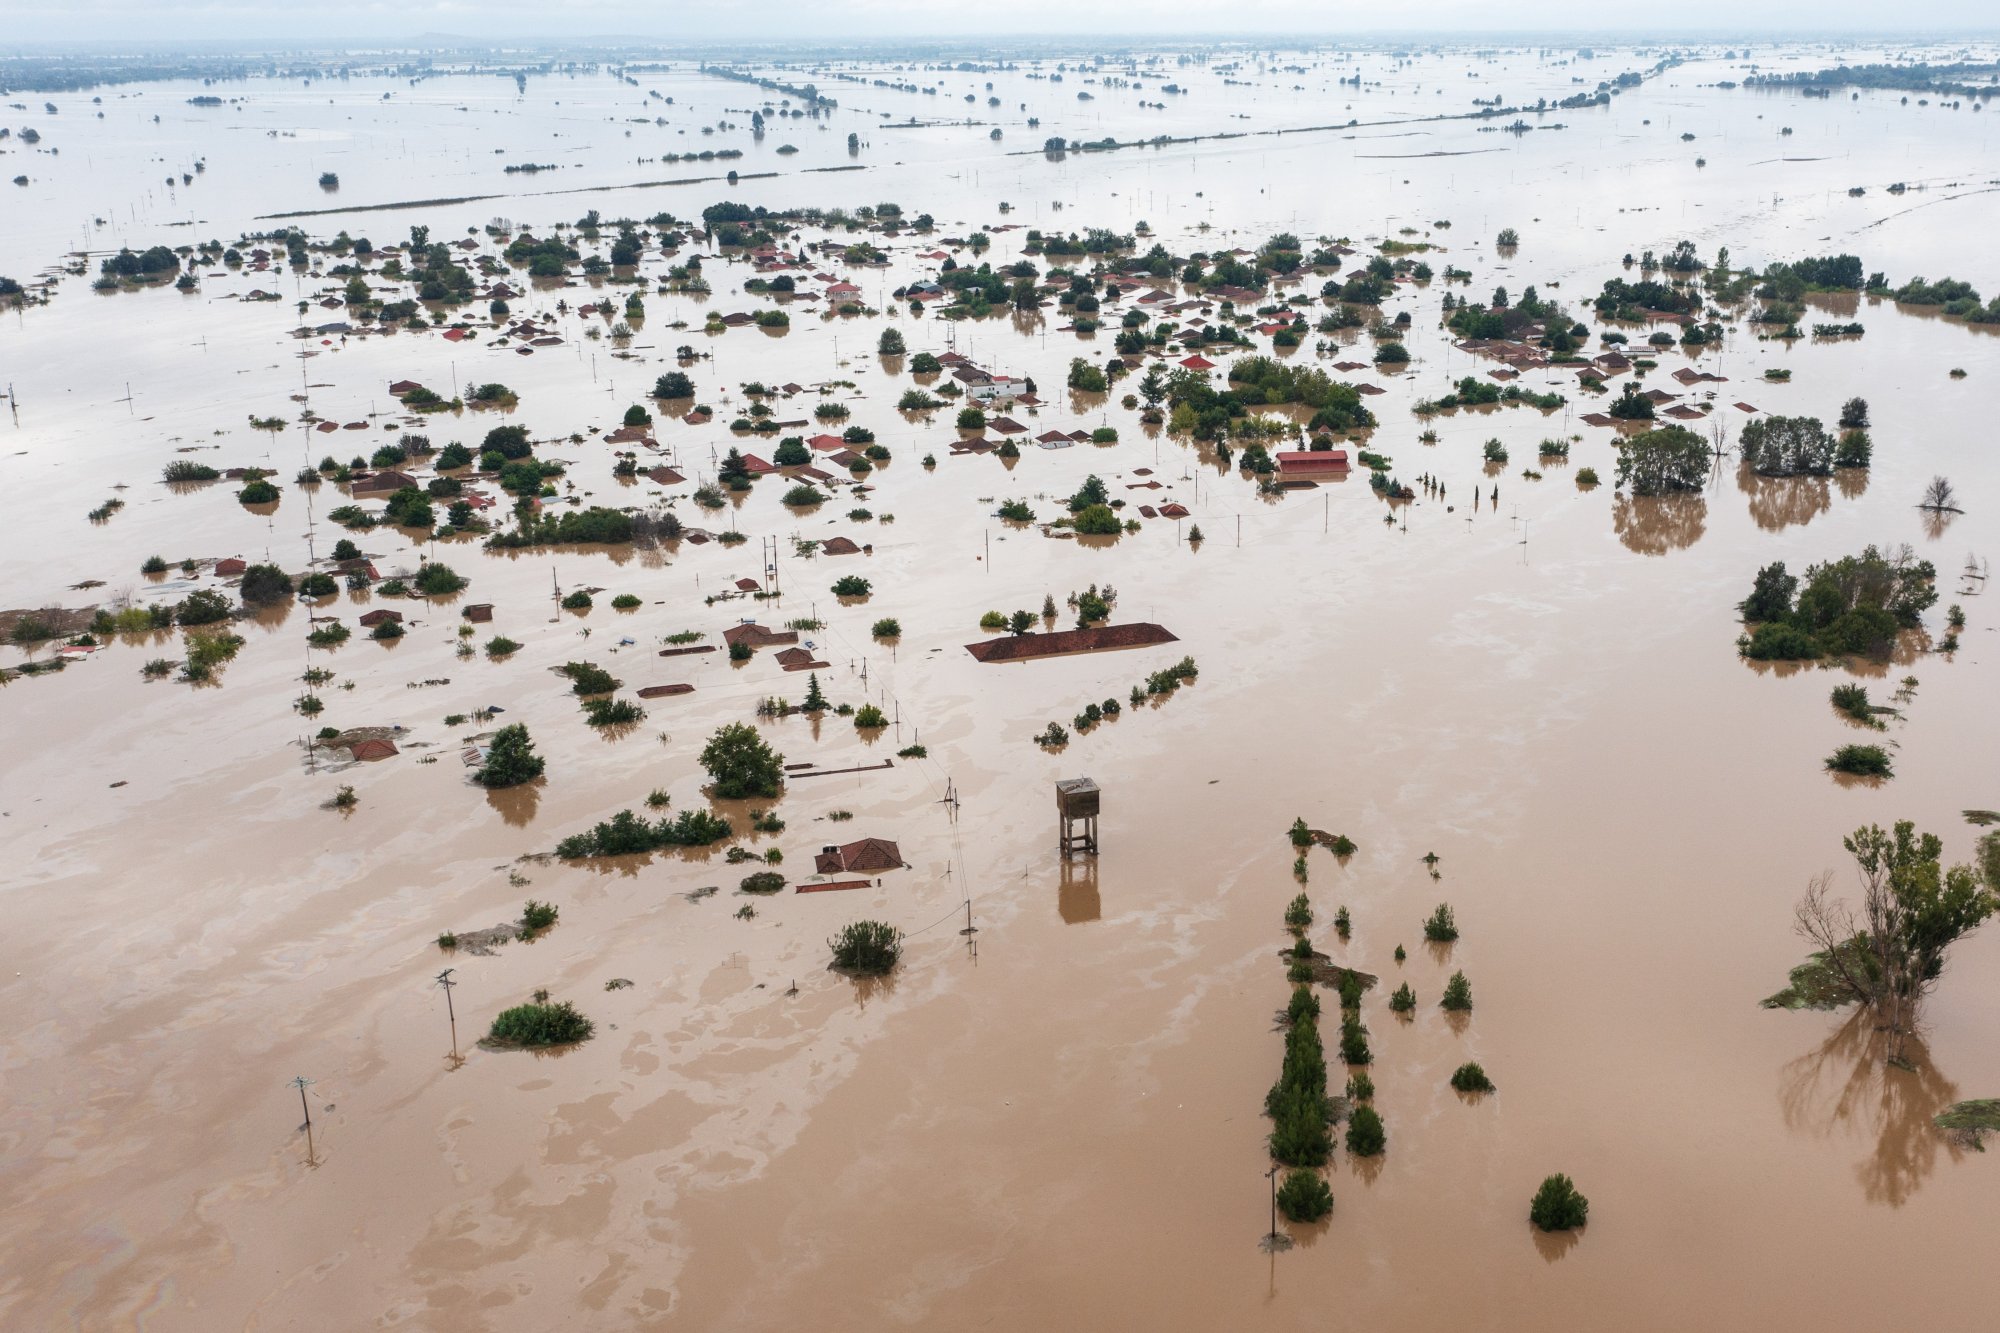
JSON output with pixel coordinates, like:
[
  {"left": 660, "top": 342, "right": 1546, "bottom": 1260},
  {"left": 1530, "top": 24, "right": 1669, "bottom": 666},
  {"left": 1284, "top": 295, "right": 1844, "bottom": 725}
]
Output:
[{"left": 965, "top": 623, "right": 1178, "bottom": 663}]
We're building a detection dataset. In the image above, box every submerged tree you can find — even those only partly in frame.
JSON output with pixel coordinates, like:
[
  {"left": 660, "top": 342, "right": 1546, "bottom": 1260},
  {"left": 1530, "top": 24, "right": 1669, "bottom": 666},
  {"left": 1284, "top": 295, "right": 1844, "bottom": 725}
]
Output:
[
  {"left": 700, "top": 722, "right": 785, "bottom": 799},
  {"left": 1919, "top": 475, "right": 1962, "bottom": 514},
  {"left": 1615, "top": 424, "right": 1709, "bottom": 495},
  {"left": 1792, "top": 821, "right": 1996, "bottom": 1064},
  {"left": 476, "top": 723, "right": 545, "bottom": 788}
]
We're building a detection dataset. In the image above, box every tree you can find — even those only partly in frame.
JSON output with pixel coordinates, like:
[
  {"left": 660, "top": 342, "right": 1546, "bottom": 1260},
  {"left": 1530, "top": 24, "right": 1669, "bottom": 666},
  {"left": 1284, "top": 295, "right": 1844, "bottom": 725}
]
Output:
[
  {"left": 176, "top": 589, "right": 234, "bottom": 626},
  {"left": 829, "top": 920, "right": 901, "bottom": 973},
  {"left": 1607, "top": 381, "right": 1656, "bottom": 421},
  {"left": 700, "top": 722, "right": 785, "bottom": 799},
  {"left": 1791, "top": 821, "right": 1996, "bottom": 1063},
  {"left": 877, "top": 328, "right": 906, "bottom": 355},
  {"left": 476, "top": 724, "right": 545, "bottom": 788},
  {"left": 1529, "top": 1175, "right": 1589, "bottom": 1231},
  {"left": 802, "top": 673, "right": 828, "bottom": 711},
  {"left": 1008, "top": 609, "right": 1036, "bottom": 636},
  {"left": 623, "top": 403, "right": 652, "bottom": 428},
  {"left": 1920, "top": 475, "right": 1961, "bottom": 513},
  {"left": 1072, "top": 505, "right": 1121, "bottom": 536},
  {"left": 1345, "top": 1104, "right": 1385, "bottom": 1156},
  {"left": 1496, "top": 227, "right": 1520, "bottom": 247},
  {"left": 653, "top": 371, "right": 695, "bottom": 399},
  {"left": 1740, "top": 415, "right": 1834, "bottom": 477},
  {"left": 482, "top": 424, "right": 532, "bottom": 459},
  {"left": 1276, "top": 1169, "right": 1333, "bottom": 1223},
  {"left": 1066, "top": 357, "right": 1108, "bottom": 392},
  {"left": 1615, "top": 424, "right": 1709, "bottom": 496},
  {"left": 239, "top": 563, "right": 294, "bottom": 604},
  {"left": 1740, "top": 562, "right": 1798, "bottom": 623},
  {"left": 1838, "top": 396, "right": 1870, "bottom": 428}
]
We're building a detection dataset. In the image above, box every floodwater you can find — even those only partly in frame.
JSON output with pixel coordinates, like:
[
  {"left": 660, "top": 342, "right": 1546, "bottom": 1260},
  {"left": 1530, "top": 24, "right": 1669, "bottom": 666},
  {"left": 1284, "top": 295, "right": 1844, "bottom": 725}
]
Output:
[{"left": 3, "top": 41, "right": 1999, "bottom": 1332}]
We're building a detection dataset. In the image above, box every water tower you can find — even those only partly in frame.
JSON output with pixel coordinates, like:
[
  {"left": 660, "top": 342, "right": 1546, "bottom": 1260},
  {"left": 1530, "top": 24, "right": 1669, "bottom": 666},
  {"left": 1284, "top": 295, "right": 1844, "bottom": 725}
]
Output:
[{"left": 1055, "top": 777, "right": 1099, "bottom": 859}]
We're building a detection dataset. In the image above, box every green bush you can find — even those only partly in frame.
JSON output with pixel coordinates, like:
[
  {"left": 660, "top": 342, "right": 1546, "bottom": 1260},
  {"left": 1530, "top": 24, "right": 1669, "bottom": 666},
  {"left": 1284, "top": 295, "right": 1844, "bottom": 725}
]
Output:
[
  {"left": 371, "top": 619, "right": 405, "bottom": 640},
  {"left": 561, "top": 590, "right": 593, "bottom": 610},
  {"left": 1072, "top": 504, "right": 1121, "bottom": 536},
  {"left": 1529, "top": 1174, "right": 1589, "bottom": 1231},
  {"left": 871, "top": 618, "right": 901, "bottom": 639},
  {"left": 1830, "top": 683, "right": 1879, "bottom": 726},
  {"left": 1288, "top": 816, "right": 1313, "bottom": 848},
  {"left": 487, "top": 1000, "right": 594, "bottom": 1047},
  {"left": 554, "top": 807, "right": 731, "bottom": 857},
  {"left": 829, "top": 920, "right": 902, "bottom": 974},
  {"left": 831, "top": 575, "right": 871, "bottom": 597},
  {"left": 1388, "top": 983, "right": 1415, "bottom": 1013},
  {"left": 237, "top": 478, "right": 281, "bottom": 504},
  {"left": 1826, "top": 744, "right": 1893, "bottom": 778},
  {"left": 1276, "top": 1169, "right": 1333, "bottom": 1223},
  {"left": 1423, "top": 903, "right": 1458, "bottom": 942},
  {"left": 486, "top": 636, "right": 520, "bottom": 657},
  {"left": 560, "top": 661, "right": 619, "bottom": 695},
  {"left": 997, "top": 500, "right": 1035, "bottom": 522},
  {"left": 582, "top": 697, "right": 645, "bottom": 727},
  {"left": 1344, "top": 1104, "right": 1386, "bottom": 1156},
  {"left": 520, "top": 899, "right": 559, "bottom": 933},
  {"left": 1284, "top": 893, "right": 1313, "bottom": 930},
  {"left": 414, "top": 563, "right": 467, "bottom": 595},
  {"left": 163, "top": 460, "right": 221, "bottom": 483},
  {"left": 854, "top": 704, "right": 887, "bottom": 728},
  {"left": 1451, "top": 1062, "right": 1496, "bottom": 1093},
  {"left": 1441, "top": 970, "right": 1473, "bottom": 1012},
  {"left": 611, "top": 594, "right": 642, "bottom": 609},
  {"left": 740, "top": 871, "right": 786, "bottom": 894},
  {"left": 1346, "top": 1071, "right": 1375, "bottom": 1102}
]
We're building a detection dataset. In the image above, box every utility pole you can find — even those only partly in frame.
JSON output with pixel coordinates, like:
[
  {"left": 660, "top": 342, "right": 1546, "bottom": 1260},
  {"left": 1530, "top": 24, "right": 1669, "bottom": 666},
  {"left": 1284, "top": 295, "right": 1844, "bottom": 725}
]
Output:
[
  {"left": 436, "top": 968, "right": 459, "bottom": 1059},
  {"left": 290, "top": 1074, "right": 316, "bottom": 1132},
  {"left": 1261, "top": 1163, "right": 1293, "bottom": 1252}
]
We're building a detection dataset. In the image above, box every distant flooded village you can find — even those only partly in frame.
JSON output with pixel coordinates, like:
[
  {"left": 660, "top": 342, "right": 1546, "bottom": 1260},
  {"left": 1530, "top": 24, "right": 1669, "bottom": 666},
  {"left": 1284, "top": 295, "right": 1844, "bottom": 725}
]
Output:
[{"left": 2, "top": 25, "right": 1998, "bottom": 1332}]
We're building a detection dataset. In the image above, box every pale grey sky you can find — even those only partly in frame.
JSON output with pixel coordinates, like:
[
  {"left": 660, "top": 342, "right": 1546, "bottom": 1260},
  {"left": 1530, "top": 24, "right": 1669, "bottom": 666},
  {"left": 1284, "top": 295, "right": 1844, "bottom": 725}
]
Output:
[{"left": 1, "top": 0, "right": 1993, "bottom": 44}]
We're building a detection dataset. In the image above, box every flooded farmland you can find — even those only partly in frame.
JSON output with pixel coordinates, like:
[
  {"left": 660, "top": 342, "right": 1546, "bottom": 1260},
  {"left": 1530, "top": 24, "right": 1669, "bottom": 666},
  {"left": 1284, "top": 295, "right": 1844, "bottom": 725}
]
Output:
[{"left": 2, "top": 37, "right": 1998, "bottom": 1332}]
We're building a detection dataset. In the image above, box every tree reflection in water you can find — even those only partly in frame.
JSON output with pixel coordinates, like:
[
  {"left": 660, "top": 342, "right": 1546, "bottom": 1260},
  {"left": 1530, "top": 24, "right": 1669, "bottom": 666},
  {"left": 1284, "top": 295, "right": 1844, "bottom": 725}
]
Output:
[
  {"left": 1778, "top": 1009, "right": 1967, "bottom": 1207},
  {"left": 485, "top": 778, "right": 542, "bottom": 828},
  {"left": 1612, "top": 492, "right": 1707, "bottom": 556},
  {"left": 1738, "top": 466, "right": 1831, "bottom": 533}
]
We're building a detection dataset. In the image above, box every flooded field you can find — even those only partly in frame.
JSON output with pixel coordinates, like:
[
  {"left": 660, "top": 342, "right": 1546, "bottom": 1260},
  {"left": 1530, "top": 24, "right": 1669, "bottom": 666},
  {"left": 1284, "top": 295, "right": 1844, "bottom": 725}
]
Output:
[{"left": 3, "top": 40, "right": 1998, "bottom": 1331}]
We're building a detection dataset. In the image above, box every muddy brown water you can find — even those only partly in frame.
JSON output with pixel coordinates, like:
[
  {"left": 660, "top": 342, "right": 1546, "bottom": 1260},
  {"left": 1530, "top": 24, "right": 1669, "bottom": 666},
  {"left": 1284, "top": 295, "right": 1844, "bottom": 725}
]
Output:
[{"left": 3, "top": 43, "right": 1999, "bottom": 1331}]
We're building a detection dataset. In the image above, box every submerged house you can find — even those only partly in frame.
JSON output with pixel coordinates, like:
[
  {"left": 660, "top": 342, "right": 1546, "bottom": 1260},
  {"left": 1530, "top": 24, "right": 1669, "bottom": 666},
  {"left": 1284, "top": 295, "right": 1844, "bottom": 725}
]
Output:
[{"left": 814, "top": 838, "right": 904, "bottom": 875}]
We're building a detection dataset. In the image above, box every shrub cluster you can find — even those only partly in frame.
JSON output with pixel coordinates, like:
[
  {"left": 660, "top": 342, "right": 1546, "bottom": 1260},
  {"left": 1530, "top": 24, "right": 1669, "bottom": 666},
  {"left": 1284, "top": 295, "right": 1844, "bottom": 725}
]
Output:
[
  {"left": 487, "top": 999, "right": 594, "bottom": 1047},
  {"left": 829, "top": 920, "right": 902, "bottom": 974},
  {"left": 554, "top": 807, "right": 732, "bottom": 857}
]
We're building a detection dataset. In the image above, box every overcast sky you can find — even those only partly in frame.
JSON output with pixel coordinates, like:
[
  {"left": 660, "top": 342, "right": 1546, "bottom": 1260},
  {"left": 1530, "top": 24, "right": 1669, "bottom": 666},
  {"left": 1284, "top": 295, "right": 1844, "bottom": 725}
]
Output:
[{"left": 2, "top": 0, "right": 1994, "bottom": 44}]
